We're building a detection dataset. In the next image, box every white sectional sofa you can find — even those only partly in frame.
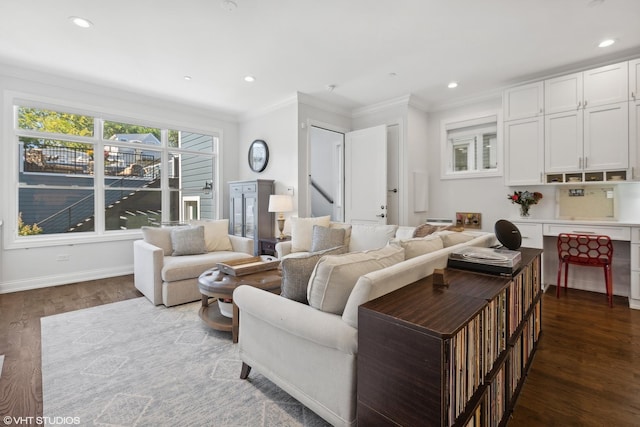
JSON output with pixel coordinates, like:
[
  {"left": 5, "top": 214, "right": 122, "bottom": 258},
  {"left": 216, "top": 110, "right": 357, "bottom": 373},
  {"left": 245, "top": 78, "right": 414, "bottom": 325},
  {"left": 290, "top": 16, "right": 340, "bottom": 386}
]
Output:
[
  {"left": 234, "top": 225, "right": 496, "bottom": 427},
  {"left": 133, "top": 220, "right": 254, "bottom": 307}
]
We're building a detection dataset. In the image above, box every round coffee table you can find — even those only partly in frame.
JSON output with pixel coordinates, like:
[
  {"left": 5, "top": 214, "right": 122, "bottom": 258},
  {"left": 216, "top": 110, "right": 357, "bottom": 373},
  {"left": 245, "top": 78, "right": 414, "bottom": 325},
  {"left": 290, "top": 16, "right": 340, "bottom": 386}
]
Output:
[{"left": 198, "top": 267, "right": 282, "bottom": 343}]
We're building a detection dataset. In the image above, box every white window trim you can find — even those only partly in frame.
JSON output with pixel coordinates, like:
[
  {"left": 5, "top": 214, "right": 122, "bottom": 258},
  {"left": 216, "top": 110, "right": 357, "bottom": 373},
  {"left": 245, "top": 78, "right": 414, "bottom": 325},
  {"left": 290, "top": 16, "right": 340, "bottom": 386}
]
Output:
[
  {"left": 440, "top": 110, "right": 503, "bottom": 180},
  {"left": 4, "top": 91, "right": 221, "bottom": 249}
]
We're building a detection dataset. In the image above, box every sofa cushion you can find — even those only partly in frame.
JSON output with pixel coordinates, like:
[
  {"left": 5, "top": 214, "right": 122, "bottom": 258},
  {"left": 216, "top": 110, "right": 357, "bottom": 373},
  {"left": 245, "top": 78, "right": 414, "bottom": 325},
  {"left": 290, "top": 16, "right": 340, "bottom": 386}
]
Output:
[
  {"left": 307, "top": 245, "right": 405, "bottom": 314},
  {"left": 439, "top": 231, "right": 476, "bottom": 247},
  {"left": 290, "top": 216, "right": 331, "bottom": 253},
  {"left": 171, "top": 226, "right": 206, "bottom": 256},
  {"left": 393, "top": 235, "right": 444, "bottom": 259},
  {"left": 280, "top": 245, "right": 348, "bottom": 304},
  {"left": 190, "top": 219, "right": 233, "bottom": 252},
  {"left": 141, "top": 226, "right": 174, "bottom": 255},
  {"left": 161, "top": 251, "right": 252, "bottom": 282},
  {"left": 349, "top": 224, "right": 398, "bottom": 252},
  {"left": 310, "top": 225, "right": 346, "bottom": 252}
]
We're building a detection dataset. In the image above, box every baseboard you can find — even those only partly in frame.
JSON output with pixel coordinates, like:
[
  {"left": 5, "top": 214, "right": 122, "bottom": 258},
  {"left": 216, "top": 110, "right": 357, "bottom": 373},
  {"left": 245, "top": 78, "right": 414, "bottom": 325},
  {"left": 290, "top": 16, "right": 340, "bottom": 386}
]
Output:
[{"left": 0, "top": 265, "right": 133, "bottom": 294}]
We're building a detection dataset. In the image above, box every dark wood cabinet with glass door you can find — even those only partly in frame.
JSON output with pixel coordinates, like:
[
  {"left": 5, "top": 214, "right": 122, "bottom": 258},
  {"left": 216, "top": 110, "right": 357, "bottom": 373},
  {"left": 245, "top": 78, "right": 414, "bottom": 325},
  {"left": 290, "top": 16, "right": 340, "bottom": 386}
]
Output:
[{"left": 229, "top": 179, "right": 274, "bottom": 255}]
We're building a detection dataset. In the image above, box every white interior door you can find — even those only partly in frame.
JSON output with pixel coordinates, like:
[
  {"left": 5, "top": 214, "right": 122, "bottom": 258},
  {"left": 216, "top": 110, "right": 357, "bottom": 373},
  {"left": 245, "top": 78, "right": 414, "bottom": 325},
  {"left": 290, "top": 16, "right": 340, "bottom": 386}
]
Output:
[{"left": 345, "top": 125, "right": 387, "bottom": 225}]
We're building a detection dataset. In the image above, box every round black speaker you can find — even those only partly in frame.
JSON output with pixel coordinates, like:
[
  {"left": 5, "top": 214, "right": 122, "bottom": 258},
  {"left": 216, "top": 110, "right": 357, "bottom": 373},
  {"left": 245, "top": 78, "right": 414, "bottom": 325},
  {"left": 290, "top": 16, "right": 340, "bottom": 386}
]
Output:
[{"left": 494, "top": 219, "right": 522, "bottom": 250}]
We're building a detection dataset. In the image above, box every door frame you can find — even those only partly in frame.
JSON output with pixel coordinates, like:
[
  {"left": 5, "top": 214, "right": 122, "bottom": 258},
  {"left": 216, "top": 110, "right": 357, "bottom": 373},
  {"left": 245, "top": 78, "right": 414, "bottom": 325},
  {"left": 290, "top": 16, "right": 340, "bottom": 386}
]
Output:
[{"left": 305, "top": 119, "right": 349, "bottom": 219}]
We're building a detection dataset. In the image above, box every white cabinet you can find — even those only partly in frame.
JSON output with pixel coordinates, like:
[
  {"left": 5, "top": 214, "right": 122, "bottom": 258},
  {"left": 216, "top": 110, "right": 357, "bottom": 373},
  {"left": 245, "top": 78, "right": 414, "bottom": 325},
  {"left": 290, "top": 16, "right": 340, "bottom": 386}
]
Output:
[
  {"left": 630, "top": 59, "right": 640, "bottom": 101},
  {"left": 512, "top": 221, "right": 543, "bottom": 249},
  {"left": 545, "top": 72, "right": 583, "bottom": 115},
  {"left": 631, "top": 99, "right": 640, "bottom": 180},
  {"left": 583, "top": 102, "right": 629, "bottom": 170},
  {"left": 503, "top": 82, "right": 544, "bottom": 121},
  {"left": 545, "top": 102, "right": 628, "bottom": 173},
  {"left": 504, "top": 117, "right": 544, "bottom": 185},
  {"left": 631, "top": 227, "right": 640, "bottom": 302},
  {"left": 545, "top": 62, "right": 628, "bottom": 114},
  {"left": 545, "top": 110, "right": 583, "bottom": 172}
]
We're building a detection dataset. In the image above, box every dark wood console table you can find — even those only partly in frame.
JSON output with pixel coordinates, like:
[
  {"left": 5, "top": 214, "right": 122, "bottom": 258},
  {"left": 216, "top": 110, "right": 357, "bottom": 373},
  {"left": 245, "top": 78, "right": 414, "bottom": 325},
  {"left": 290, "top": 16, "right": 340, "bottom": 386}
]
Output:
[{"left": 358, "top": 248, "right": 543, "bottom": 427}]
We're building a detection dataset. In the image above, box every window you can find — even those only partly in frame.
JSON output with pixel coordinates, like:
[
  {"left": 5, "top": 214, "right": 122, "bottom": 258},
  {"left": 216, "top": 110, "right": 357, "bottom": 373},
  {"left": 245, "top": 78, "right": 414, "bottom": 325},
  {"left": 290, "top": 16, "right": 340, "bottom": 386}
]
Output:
[
  {"left": 441, "top": 112, "right": 502, "bottom": 179},
  {"left": 14, "top": 104, "right": 218, "bottom": 240}
]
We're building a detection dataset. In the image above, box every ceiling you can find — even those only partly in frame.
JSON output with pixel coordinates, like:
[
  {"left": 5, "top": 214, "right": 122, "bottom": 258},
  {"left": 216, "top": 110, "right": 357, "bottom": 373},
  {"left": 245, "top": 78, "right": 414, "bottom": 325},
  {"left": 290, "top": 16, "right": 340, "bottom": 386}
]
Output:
[{"left": 1, "top": 0, "right": 640, "bottom": 119}]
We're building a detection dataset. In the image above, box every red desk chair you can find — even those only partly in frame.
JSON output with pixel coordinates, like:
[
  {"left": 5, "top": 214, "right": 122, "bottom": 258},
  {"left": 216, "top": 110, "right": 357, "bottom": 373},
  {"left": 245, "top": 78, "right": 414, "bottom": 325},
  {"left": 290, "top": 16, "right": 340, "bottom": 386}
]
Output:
[{"left": 556, "top": 233, "right": 614, "bottom": 307}]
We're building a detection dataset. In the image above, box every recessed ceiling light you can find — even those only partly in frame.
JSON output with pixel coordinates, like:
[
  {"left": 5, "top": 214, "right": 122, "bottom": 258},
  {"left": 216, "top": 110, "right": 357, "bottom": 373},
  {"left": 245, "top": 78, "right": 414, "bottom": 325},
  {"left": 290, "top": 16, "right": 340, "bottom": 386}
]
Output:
[
  {"left": 244, "top": 75, "right": 256, "bottom": 83},
  {"left": 69, "top": 16, "right": 93, "bottom": 28},
  {"left": 221, "top": 0, "right": 238, "bottom": 11},
  {"left": 448, "top": 82, "right": 458, "bottom": 89},
  {"left": 598, "top": 39, "right": 615, "bottom": 48},
  {"left": 184, "top": 76, "right": 192, "bottom": 81}
]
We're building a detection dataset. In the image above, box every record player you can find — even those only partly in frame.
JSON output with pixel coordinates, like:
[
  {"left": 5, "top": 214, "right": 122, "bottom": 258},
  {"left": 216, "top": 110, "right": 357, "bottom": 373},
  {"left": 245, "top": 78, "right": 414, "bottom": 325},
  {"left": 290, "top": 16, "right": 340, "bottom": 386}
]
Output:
[{"left": 447, "top": 246, "right": 521, "bottom": 276}]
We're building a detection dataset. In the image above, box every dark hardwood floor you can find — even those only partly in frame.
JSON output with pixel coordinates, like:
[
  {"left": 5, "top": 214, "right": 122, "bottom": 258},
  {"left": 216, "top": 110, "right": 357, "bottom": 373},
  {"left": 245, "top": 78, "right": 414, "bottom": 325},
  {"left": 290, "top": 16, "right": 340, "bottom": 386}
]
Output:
[
  {"left": 1, "top": 277, "right": 639, "bottom": 426},
  {"left": 0, "top": 275, "right": 141, "bottom": 425}
]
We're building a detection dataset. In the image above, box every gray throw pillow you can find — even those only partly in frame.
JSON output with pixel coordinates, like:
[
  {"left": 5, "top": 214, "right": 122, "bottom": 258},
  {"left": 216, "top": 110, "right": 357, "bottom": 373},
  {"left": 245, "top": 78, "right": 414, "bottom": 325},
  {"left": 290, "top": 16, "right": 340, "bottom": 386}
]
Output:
[
  {"left": 280, "top": 245, "right": 348, "bottom": 304},
  {"left": 310, "top": 225, "right": 346, "bottom": 252},
  {"left": 171, "top": 225, "right": 206, "bottom": 256}
]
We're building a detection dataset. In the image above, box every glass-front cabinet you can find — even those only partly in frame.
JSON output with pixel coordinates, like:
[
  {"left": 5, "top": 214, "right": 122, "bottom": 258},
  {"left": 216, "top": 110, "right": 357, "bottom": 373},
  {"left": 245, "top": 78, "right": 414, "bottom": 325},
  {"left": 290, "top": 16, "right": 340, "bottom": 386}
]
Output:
[{"left": 228, "top": 179, "right": 274, "bottom": 255}]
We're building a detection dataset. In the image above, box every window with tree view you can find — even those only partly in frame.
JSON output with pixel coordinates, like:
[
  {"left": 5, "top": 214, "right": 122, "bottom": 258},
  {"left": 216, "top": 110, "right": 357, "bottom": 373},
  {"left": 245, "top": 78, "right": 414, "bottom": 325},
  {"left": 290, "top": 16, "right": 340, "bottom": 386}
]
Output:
[{"left": 15, "top": 105, "right": 218, "bottom": 237}]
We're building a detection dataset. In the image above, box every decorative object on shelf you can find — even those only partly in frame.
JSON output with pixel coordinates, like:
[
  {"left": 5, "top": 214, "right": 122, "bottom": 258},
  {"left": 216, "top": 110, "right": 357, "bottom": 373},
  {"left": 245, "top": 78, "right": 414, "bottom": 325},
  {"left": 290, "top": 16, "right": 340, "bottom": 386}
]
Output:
[
  {"left": 508, "top": 190, "right": 543, "bottom": 217},
  {"left": 248, "top": 139, "right": 269, "bottom": 172},
  {"left": 268, "top": 194, "right": 293, "bottom": 239},
  {"left": 495, "top": 219, "right": 522, "bottom": 250}
]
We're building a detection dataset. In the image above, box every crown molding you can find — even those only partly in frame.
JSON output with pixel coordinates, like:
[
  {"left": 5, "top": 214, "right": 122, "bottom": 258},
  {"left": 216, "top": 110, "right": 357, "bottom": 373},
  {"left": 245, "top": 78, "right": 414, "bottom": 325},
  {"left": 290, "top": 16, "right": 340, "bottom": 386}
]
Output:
[
  {"left": 351, "top": 94, "right": 430, "bottom": 118},
  {"left": 296, "top": 92, "right": 353, "bottom": 118},
  {"left": 237, "top": 93, "right": 299, "bottom": 123}
]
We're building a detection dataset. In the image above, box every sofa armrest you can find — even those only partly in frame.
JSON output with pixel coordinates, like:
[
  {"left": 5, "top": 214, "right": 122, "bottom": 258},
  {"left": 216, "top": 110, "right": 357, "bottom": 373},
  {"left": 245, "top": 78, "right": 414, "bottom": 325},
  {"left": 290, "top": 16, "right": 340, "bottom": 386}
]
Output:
[
  {"left": 275, "top": 241, "right": 292, "bottom": 258},
  {"left": 234, "top": 285, "right": 357, "bottom": 354},
  {"left": 229, "top": 235, "right": 254, "bottom": 255},
  {"left": 133, "top": 240, "right": 164, "bottom": 305}
]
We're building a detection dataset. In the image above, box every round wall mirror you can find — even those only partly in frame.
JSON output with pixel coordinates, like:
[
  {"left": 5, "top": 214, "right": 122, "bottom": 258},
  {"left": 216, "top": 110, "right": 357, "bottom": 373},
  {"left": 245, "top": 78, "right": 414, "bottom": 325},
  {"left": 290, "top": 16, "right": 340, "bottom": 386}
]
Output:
[{"left": 248, "top": 139, "right": 269, "bottom": 172}]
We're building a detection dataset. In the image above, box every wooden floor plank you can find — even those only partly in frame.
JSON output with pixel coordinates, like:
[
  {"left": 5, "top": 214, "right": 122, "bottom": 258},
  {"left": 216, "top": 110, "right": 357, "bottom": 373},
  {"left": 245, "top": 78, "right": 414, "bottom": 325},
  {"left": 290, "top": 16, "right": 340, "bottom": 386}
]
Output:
[{"left": 1, "top": 277, "right": 640, "bottom": 425}]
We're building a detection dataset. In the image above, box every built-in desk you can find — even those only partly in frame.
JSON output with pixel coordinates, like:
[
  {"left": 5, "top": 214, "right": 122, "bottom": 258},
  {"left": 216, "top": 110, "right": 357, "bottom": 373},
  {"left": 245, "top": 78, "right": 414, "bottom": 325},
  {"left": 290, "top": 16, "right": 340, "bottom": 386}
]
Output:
[{"left": 512, "top": 218, "right": 640, "bottom": 309}]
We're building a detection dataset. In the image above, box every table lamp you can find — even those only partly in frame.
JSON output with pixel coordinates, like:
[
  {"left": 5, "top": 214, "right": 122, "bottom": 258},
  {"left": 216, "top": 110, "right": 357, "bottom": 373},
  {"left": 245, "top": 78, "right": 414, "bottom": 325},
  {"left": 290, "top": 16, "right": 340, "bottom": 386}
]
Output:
[{"left": 268, "top": 194, "right": 293, "bottom": 239}]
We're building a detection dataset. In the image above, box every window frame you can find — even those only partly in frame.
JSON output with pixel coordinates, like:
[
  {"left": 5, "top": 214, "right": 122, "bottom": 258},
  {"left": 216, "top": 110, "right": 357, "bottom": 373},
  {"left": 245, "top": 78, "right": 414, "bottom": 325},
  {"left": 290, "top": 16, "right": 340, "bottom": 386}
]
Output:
[
  {"left": 440, "top": 111, "right": 503, "bottom": 180},
  {"left": 6, "top": 94, "right": 221, "bottom": 249}
]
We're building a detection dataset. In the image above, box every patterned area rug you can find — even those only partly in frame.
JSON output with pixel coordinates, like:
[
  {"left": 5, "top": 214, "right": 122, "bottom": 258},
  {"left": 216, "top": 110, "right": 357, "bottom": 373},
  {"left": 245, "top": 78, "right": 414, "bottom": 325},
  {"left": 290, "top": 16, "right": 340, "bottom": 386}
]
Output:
[{"left": 41, "top": 297, "right": 329, "bottom": 427}]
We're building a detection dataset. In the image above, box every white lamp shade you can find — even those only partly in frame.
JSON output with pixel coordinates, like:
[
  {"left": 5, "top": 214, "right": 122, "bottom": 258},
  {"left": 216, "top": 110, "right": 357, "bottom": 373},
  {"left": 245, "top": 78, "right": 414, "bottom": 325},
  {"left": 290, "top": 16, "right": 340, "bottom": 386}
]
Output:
[{"left": 268, "top": 195, "right": 293, "bottom": 213}]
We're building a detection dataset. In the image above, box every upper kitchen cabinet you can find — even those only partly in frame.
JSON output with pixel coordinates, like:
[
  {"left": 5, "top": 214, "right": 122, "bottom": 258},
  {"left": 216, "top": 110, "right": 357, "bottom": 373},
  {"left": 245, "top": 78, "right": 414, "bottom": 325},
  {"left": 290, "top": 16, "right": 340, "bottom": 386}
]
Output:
[
  {"left": 504, "top": 116, "right": 544, "bottom": 185},
  {"left": 503, "top": 81, "right": 544, "bottom": 121},
  {"left": 630, "top": 58, "right": 640, "bottom": 101},
  {"left": 545, "top": 62, "right": 628, "bottom": 114},
  {"left": 631, "top": 98, "right": 640, "bottom": 180},
  {"left": 545, "top": 102, "right": 628, "bottom": 173}
]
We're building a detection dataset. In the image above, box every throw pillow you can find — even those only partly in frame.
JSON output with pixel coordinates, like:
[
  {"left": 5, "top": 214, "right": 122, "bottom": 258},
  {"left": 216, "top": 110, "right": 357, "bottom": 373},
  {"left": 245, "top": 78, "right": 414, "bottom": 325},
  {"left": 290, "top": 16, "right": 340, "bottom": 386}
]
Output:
[
  {"left": 280, "top": 245, "right": 348, "bottom": 304},
  {"left": 349, "top": 224, "right": 398, "bottom": 252},
  {"left": 171, "top": 225, "right": 207, "bottom": 256},
  {"left": 329, "top": 223, "right": 352, "bottom": 247},
  {"left": 412, "top": 223, "right": 439, "bottom": 238},
  {"left": 189, "top": 219, "right": 232, "bottom": 252},
  {"left": 141, "top": 226, "right": 174, "bottom": 255},
  {"left": 439, "top": 231, "right": 476, "bottom": 247},
  {"left": 290, "top": 216, "right": 331, "bottom": 252},
  {"left": 310, "top": 225, "right": 346, "bottom": 252},
  {"left": 394, "top": 235, "right": 444, "bottom": 259},
  {"left": 307, "top": 245, "right": 405, "bottom": 314}
]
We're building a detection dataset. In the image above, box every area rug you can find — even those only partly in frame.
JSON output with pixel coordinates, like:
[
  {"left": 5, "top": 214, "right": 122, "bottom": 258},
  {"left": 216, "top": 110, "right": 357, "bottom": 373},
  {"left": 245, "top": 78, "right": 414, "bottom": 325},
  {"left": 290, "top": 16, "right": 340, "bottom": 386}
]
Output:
[{"left": 42, "top": 297, "right": 329, "bottom": 427}]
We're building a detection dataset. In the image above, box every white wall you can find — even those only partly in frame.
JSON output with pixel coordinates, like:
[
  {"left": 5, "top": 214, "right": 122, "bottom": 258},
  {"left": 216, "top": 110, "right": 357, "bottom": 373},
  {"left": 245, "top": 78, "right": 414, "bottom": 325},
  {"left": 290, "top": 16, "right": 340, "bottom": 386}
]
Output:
[
  {"left": 426, "top": 97, "right": 556, "bottom": 231},
  {"left": 0, "top": 63, "right": 239, "bottom": 293}
]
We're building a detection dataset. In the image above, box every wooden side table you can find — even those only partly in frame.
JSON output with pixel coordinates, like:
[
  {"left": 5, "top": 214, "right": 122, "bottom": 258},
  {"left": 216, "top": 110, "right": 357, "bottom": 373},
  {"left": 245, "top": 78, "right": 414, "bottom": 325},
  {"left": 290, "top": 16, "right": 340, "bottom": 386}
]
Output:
[{"left": 259, "top": 236, "right": 291, "bottom": 256}]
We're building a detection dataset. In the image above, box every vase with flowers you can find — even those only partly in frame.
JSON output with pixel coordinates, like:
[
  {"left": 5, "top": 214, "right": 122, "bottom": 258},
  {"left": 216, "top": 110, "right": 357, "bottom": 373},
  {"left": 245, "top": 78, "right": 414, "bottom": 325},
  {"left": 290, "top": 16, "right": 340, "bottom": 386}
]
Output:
[{"left": 508, "top": 190, "right": 543, "bottom": 217}]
